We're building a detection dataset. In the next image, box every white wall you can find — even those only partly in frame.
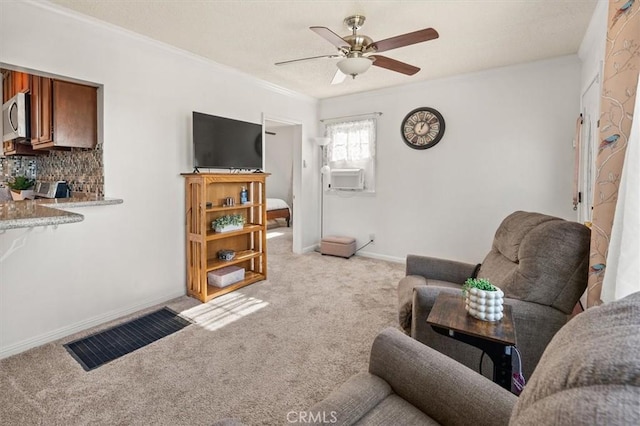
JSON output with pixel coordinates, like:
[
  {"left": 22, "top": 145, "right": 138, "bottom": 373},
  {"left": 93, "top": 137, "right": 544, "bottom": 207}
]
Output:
[
  {"left": 320, "top": 56, "right": 581, "bottom": 263},
  {"left": 264, "top": 126, "right": 294, "bottom": 206},
  {"left": 579, "top": 0, "right": 608, "bottom": 91},
  {"left": 0, "top": 1, "right": 319, "bottom": 357}
]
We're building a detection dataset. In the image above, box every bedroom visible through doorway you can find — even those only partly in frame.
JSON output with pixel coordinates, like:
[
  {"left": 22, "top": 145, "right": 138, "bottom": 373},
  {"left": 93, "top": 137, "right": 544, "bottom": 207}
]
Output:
[{"left": 264, "top": 120, "right": 298, "bottom": 252}]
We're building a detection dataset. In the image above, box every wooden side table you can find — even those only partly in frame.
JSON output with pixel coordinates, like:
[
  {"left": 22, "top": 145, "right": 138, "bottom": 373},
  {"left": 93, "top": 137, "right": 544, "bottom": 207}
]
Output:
[{"left": 426, "top": 293, "right": 516, "bottom": 392}]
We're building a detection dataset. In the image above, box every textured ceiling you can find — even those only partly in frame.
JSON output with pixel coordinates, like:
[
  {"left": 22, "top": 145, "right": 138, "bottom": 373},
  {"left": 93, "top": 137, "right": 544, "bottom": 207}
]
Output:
[{"left": 49, "top": 0, "right": 598, "bottom": 99}]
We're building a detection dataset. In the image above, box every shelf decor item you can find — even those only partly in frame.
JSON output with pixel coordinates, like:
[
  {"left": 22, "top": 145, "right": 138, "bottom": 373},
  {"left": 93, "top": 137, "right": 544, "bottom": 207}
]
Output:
[
  {"left": 7, "top": 176, "right": 35, "bottom": 200},
  {"left": 217, "top": 249, "right": 236, "bottom": 261},
  {"left": 207, "top": 266, "right": 245, "bottom": 288},
  {"left": 462, "top": 278, "right": 504, "bottom": 322},
  {"left": 212, "top": 213, "right": 245, "bottom": 233}
]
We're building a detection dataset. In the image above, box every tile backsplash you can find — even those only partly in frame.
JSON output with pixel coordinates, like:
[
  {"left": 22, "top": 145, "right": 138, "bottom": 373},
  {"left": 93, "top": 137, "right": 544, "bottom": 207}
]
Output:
[
  {"left": 0, "top": 156, "right": 37, "bottom": 182},
  {"left": 0, "top": 145, "right": 104, "bottom": 196}
]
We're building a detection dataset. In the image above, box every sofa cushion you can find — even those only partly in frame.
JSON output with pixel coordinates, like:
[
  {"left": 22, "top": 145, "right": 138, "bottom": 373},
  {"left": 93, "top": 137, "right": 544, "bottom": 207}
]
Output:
[
  {"left": 510, "top": 291, "right": 640, "bottom": 425},
  {"left": 355, "top": 394, "right": 439, "bottom": 425},
  {"left": 307, "top": 372, "right": 392, "bottom": 425},
  {"left": 370, "top": 328, "right": 515, "bottom": 425},
  {"left": 397, "top": 276, "right": 461, "bottom": 333},
  {"left": 493, "top": 211, "right": 558, "bottom": 263},
  {"left": 478, "top": 211, "right": 590, "bottom": 313}
]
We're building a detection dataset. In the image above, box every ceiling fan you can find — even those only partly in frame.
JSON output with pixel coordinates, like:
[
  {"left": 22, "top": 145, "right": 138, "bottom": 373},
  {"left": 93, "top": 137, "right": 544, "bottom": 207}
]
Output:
[{"left": 275, "top": 15, "right": 439, "bottom": 84}]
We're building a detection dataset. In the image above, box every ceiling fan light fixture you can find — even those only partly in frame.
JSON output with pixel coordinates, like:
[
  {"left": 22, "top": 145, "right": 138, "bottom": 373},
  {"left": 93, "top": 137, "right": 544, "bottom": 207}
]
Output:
[{"left": 337, "top": 57, "right": 373, "bottom": 78}]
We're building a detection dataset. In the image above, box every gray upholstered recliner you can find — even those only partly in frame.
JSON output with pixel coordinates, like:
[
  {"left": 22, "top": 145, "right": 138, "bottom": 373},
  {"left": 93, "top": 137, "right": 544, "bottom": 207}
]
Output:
[
  {"left": 398, "top": 211, "right": 590, "bottom": 380},
  {"left": 304, "top": 292, "right": 640, "bottom": 425}
]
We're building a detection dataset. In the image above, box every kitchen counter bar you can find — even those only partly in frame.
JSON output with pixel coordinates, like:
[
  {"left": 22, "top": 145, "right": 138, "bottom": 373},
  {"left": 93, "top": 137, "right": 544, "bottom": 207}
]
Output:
[{"left": 0, "top": 195, "right": 123, "bottom": 230}]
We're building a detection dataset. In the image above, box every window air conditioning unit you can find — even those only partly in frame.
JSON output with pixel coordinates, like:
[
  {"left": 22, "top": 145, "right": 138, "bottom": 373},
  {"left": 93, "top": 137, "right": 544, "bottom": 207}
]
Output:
[{"left": 330, "top": 168, "right": 364, "bottom": 190}]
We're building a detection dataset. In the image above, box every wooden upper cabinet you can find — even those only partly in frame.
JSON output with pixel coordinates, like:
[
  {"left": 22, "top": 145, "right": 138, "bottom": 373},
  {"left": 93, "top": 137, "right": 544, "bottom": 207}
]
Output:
[
  {"left": 13, "top": 72, "right": 30, "bottom": 96},
  {"left": 2, "top": 71, "right": 8, "bottom": 102},
  {"left": 31, "top": 77, "right": 97, "bottom": 150},
  {"left": 2, "top": 71, "right": 44, "bottom": 156},
  {"left": 31, "top": 76, "right": 53, "bottom": 145},
  {"left": 2, "top": 70, "right": 30, "bottom": 102}
]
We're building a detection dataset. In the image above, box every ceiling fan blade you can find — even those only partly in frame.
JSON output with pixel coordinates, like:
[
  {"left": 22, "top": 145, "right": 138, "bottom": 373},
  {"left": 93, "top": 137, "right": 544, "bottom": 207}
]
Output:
[
  {"left": 275, "top": 54, "right": 340, "bottom": 66},
  {"left": 310, "top": 26, "right": 350, "bottom": 49},
  {"left": 368, "top": 28, "right": 439, "bottom": 53},
  {"left": 370, "top": 55, "right": 420, "bottom": 75},
  {"left": 331, "top": 69, "right": 346, "bottom": 85}
]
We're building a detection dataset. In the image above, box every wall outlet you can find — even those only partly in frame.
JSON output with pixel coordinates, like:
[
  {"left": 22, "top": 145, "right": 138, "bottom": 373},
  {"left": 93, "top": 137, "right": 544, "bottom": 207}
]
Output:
[{"left": 369, "top": 233, "right": 375, "bottom": 243}]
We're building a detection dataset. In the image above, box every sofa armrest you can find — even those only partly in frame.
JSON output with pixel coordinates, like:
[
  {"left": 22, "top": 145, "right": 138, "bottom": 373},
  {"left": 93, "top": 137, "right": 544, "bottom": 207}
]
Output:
[
  {"left": 411, "top": 286, "right": 462, "bottom": 335},
  {"left": 369, "top": 328, "right": 517, "bottom": 426},
  {"left": 406, "top": 255, "right": 478, "bottom": 283}
]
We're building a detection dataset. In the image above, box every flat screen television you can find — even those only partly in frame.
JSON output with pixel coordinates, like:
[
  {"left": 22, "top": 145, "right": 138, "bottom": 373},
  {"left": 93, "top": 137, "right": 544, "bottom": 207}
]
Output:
[{"left": 192, "top": 111, "right": 263, "bottom": 170}]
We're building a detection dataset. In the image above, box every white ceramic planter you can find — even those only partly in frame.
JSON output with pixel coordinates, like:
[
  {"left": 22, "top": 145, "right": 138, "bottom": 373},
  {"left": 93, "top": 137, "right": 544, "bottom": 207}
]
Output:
[
  {"left": 465, "top": 287, "right": 505, "bottom": 322},
  {"left": 10, "top": 189, "right": 34, "bottom": 200},
  {"left": 213, "top": 223, "right": 243, "bottom": 233}
]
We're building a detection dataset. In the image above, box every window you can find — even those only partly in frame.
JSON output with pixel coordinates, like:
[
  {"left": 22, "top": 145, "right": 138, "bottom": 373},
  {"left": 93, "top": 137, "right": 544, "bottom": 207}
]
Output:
[{"left": 324, "top": 118, "right": 376, "bottom": 191}]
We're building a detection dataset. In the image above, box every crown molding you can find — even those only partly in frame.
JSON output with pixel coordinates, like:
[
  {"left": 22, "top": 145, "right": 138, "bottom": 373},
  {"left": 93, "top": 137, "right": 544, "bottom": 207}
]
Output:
[{"left": 17, "top": 0, "right": 317, "bottom": 104}]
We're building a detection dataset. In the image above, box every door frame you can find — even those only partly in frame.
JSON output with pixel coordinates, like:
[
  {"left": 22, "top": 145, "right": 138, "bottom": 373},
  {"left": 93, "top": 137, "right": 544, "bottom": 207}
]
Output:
[{"left": 262, "top": 114, "right": 303, "bottom": 254}]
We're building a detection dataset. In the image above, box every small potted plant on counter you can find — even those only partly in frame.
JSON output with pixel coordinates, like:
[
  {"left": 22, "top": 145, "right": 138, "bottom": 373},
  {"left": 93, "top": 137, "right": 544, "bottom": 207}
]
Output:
[
  {"left": 8, "top": 176, "right": 35, "bottom": 200},
  {"left": 462, "top": 278, "right": 505, "bottom": 322},
  {"left": 212, "top": 213, "right": 245, "bottom": 233}
]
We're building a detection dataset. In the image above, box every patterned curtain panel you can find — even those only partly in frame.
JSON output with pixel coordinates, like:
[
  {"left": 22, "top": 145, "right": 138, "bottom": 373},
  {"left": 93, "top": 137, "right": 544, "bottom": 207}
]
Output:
[
  {"left": 587, "top": 0, "right": 639, "bottom": 307},
  {"left": 601, "top": 76, "right": 640, "bottom": 303}
]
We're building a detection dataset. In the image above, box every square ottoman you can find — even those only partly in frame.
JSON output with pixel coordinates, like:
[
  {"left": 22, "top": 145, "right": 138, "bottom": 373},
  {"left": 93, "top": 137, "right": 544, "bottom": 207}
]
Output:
[{"left": 321, "top": 236, "right": 356, "bottom": 258}]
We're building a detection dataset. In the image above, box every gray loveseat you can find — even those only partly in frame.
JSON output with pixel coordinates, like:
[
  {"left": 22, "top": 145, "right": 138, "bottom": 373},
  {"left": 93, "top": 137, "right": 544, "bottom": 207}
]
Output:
[
  {"left": 304, "top": 291, "right": 640, "bottom": 425},
  {"left": 398, "top": 210, "right": 590, "bottom": 380}
]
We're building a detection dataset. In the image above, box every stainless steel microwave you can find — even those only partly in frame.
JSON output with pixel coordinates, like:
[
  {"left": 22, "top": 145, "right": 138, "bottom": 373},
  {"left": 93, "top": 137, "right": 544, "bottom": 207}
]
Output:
[{"left": 2, "top": 92, "right": 30, "bottom": 142}]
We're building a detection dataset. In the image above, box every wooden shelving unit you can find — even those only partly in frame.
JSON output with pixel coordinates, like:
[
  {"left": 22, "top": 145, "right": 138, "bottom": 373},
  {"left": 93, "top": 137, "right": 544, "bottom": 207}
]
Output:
[{"left": 183, "top": 173, "right": 269, "bottom": 302}]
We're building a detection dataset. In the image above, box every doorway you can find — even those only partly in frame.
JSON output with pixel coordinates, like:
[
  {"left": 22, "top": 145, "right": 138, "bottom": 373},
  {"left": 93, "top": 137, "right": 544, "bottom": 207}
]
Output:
[
  {"left": 580, "top": 72, "right": 601, "bottom": 224},
  {"left": 264, "top": 118, "right": 301, "bottom": 253}
]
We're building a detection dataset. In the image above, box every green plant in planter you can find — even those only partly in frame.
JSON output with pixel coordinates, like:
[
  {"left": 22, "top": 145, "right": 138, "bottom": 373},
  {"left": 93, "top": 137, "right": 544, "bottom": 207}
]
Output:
[
  {"left": 7, "top": 176, "right": 35, "bottom": 192},
  {"left": 462, "top": 277, "right": 497, "bottom": 296},
  {"left": 212, "top": 213, "right": 245, "bottom": 230}
]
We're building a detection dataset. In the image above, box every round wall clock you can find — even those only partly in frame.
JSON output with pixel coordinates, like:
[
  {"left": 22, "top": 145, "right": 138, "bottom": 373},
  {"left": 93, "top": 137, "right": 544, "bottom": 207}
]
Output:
[{"left": 401, "top": 107, "right": 446, "bottom": 149}]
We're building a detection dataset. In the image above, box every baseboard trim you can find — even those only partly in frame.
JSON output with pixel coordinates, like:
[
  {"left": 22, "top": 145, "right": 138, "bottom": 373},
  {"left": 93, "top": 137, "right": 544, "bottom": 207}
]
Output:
[
  {"left": 355, "top": 250, "right": 404, "bottom": 264},
  {"left": 0, "top": 289, "right": 186, "bottom": 360},
  {"left": 302, "top": 244, "right": 319, "bottom": 254},
  {"left": 303, "top": 243, "right": 404, "bottom": 263}
]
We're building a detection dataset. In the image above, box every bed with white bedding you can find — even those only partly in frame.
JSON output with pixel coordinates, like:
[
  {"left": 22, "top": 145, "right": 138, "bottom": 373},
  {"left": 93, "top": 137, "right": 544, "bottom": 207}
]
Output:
[{"left": 266, "top": 198, "right": 290, "bottom": 227}]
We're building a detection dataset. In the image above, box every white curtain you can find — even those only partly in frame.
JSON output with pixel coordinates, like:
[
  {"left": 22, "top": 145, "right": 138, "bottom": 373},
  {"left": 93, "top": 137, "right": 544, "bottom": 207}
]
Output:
[
  {"left": 602, "top": 75, "right": 640, "bottom": 303},
  {"left": 326, "top": 118, "right": 376, "bottom": 162},
  {"left": 325, "top": 118, "right": 376, "bottom": 191}
]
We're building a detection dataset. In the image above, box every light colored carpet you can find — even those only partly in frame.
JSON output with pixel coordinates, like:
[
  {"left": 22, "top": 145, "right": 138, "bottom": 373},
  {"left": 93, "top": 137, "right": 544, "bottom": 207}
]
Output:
[{"left": 0, "top": 227, "right": 405, "bottom": 425}]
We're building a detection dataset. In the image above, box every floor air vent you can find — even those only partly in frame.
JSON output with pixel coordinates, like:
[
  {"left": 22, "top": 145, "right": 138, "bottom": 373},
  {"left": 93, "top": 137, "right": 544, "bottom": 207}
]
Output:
[{"left": 64, "top": 307, "right": 191, "bottom": 371}]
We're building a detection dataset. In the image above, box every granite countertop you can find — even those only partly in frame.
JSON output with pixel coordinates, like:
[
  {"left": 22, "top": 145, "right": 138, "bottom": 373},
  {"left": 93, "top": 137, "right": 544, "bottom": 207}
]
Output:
[
  {"left": 0, "top": 194, "right": 123, "bottom": 230},
  {"left": 34, "top": 193, "right": 123, "bottom": 208}
]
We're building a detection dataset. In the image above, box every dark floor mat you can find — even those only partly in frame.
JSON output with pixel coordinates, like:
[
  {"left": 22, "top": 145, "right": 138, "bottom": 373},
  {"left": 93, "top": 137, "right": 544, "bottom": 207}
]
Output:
[{"left": 64, "top": 307, "right": 191, "bottom": 371}]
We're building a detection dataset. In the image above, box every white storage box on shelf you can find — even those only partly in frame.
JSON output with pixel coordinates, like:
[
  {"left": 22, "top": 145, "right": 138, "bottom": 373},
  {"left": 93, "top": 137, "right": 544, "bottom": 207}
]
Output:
[{"left": 207, "top": 266, "right": 245, "bottom": 288}]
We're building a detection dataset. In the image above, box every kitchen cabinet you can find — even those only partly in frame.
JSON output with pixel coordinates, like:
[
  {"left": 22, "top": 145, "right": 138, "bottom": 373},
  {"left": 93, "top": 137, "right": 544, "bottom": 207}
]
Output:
[
  {"left": 183, "top": 173, "right": 269, "bottom": 302},
  {"left": 30, "top": 76, "right": 53, "bottom": 147},
  {"left": 31, "top": 77, "right": 97, "bottom": 150},
  {"left": 2, "top": 70, "right": 44, "bottom": 156},
  {"left": 2, "top": 140, "right": 46, "bottom": 156},
  {"left": 2, "top": 70, "right": 29, "bottom": 102}
]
